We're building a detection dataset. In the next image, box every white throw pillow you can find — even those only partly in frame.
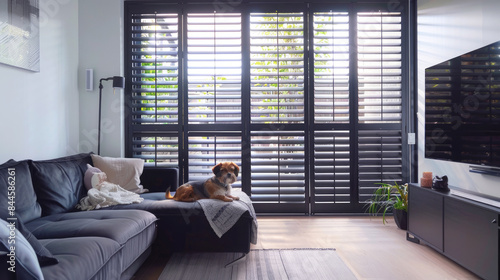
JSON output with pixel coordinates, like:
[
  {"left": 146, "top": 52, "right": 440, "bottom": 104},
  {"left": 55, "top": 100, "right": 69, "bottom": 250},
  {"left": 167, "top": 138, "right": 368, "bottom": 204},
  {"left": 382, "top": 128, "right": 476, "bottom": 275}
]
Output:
[{"left": 91, "top": 155, "right": 148, "bottom": 193}]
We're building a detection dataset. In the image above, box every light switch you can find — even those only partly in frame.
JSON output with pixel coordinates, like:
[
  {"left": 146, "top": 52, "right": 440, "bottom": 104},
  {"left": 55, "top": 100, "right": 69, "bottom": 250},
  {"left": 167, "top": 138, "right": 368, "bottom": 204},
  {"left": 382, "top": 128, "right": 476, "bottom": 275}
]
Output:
[{"left": 408, "top": 133, "right": 415, "bottom": 145}]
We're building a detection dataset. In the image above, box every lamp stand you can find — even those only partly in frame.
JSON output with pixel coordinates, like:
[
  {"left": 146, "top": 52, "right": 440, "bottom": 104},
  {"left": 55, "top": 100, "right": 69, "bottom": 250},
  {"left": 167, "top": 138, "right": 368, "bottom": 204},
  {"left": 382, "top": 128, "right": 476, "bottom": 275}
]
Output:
[
  {"left": 97, "top": 76, "right": 125, "bottom": 155},
  {"left": 98, "top": 80, "right": 104, "bottom": 155}
]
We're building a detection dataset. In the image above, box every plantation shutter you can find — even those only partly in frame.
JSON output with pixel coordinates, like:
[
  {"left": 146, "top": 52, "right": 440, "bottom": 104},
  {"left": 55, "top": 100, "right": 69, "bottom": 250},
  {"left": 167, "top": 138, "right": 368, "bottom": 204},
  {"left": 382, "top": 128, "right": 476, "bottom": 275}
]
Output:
[
  {"left": 311, "top": 11, "right": 352, "bottom": 211},
  {"left": 125, "top": 2, "right": 412, "bottom": 214},
  {"left": 128, "top": 11, "right": 180, "bottom": 167},
  {"left": 249, "top": 12, "right": 305, "bottom": 123},
  {"left": 358, "top": 129, "right": 402, "bottom": 201},
  {"left": 250, "top": 131, "right": 306, "bottom": 212},
  {"left": 187, "top": 13, "right": 242, "bottom": 124},
  {"left": 249, "top": 11, "right": 307, "bottom": 213},
  {"left": 312, "top": 12, "right": 350, "bottom": 124},
  {"left": 130, "top": 13, "right": 179, "bottom": 125},
  {"left": 186, "top": 12, "right": 243, "bottom": 184},
  {"left": 131, "top": 134, "right": 179, "bottom": 167},
  {"left": 357, "top": 11, "right": 403, "bottom": 201},
  {"left": 313, "top": 130, "right": 351, "bottom": 205}
]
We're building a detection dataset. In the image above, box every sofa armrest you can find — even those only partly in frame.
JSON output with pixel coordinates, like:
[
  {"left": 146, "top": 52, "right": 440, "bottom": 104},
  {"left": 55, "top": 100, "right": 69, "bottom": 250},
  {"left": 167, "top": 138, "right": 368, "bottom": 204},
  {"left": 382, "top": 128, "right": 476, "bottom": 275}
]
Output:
[{"left": 140, "top": 168, "right": 179, "bottom": 192}]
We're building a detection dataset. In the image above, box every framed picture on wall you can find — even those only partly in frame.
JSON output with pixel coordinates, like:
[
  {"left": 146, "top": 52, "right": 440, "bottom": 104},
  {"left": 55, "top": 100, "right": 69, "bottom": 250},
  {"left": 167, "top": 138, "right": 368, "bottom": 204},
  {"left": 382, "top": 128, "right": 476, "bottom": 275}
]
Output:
[{"left": 0, "top": 0, "right": 40, "bottom": 72}]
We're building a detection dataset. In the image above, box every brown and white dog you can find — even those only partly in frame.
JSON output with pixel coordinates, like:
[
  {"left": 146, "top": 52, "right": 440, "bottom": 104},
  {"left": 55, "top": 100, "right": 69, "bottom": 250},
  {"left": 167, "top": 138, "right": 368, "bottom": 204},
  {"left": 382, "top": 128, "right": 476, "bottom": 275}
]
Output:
[{"left": 167, "top": 162, "right": 240, "bottom": 202}]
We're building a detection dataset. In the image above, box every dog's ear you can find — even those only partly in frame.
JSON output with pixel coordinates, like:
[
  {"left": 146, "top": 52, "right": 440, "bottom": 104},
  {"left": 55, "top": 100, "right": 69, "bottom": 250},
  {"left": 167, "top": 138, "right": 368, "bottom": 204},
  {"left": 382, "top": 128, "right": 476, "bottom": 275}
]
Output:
[
  {"left": 212, "top": 163, "right": 223, "bottom": 176},
  {"left": 232, "top": 162, "right": 239, "bottom": 177}
]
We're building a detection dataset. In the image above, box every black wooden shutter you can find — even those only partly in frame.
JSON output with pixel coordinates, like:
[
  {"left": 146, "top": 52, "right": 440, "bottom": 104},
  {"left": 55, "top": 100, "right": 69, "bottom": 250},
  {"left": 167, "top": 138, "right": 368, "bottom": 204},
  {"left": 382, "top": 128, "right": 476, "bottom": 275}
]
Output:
[{"left": 128, "top": 10, "right": 180, "bottom": 168}]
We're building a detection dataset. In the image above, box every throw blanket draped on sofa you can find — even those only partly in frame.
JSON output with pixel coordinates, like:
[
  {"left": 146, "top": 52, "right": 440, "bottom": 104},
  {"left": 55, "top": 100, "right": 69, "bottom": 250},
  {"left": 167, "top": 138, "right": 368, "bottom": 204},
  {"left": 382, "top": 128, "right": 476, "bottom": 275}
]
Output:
[
  {"left": 76, "top": 181, "right": 144, "bottom": 210},
  {"left": 197, "top": 189, "right": 258, "bottom": 244}
]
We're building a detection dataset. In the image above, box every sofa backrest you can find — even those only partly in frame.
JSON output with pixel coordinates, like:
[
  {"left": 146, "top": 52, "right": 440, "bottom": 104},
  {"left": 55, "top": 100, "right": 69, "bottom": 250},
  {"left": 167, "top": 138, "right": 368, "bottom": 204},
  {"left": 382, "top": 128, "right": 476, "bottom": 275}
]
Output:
[
  {"left": 29, "top": 153, "right": 92, "bottom": 216},
  {"left": 140, "top": 167, "right": 179, "bottom": 192},
  {"left": 0, "top": 160, "right": 42, "bottom": 223}
]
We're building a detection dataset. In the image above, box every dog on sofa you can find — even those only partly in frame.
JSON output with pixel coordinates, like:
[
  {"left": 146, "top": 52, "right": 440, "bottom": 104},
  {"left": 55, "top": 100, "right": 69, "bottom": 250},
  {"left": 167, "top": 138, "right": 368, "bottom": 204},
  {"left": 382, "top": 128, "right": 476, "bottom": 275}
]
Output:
[{"left": 166, "top": 162, "right": 240, "bottom": 202}]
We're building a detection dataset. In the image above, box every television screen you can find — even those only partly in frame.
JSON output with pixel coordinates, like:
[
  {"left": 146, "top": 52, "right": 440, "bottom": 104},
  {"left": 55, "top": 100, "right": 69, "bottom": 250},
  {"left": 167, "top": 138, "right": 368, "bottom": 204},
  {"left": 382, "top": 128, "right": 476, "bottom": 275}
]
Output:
[{"left": 425, "top": 40, "right": 500, "bottom": 168}]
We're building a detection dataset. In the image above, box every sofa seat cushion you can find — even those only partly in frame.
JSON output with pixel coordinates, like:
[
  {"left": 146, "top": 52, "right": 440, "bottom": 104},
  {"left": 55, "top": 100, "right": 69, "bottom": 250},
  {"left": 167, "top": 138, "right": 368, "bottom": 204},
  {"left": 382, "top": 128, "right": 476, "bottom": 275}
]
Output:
[
  {"left": 40, "top": 237, "right": 122, "bottom": 280},
  {"left": 25, "top": 210, "right": 156, "bottom": 245},
  {"left": 26, "top": 210, "right": 157, "bottom": 270}
]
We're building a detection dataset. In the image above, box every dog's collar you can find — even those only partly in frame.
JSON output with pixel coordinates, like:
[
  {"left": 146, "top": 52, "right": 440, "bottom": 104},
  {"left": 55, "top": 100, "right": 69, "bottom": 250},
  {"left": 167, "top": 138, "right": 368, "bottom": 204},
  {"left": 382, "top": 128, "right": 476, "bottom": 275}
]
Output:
[{"left": 211, "top": 177, "right": 228, "bottom": 190}]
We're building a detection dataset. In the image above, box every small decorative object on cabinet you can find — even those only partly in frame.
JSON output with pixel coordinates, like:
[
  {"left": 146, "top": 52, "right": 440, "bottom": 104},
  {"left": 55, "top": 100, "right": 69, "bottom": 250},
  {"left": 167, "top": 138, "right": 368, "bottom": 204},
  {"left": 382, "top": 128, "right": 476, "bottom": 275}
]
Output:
[
  {"left": 420, "top": 171, "right": 433, "bottom": 188},
  {"left": 367, "top": 182, "right": 408, "bottom": 229},
  {"left": 432, "top": 175, "right": 449, "bottom": 192}
]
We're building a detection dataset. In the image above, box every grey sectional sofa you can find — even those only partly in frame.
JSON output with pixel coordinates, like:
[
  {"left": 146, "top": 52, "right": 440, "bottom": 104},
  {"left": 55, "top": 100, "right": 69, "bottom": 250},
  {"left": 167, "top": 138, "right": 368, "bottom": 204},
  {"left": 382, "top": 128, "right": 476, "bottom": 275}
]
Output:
[{"left": 0, "top": 153, "right": 254, "bottom": 280}]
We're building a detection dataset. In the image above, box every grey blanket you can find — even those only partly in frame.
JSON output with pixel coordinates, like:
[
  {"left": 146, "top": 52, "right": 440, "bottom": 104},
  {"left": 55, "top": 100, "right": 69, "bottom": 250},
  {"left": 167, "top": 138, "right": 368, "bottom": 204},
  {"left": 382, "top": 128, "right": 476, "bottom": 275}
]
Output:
[{"left": 197, "top": 189, "right": 258, "bottom": 244}]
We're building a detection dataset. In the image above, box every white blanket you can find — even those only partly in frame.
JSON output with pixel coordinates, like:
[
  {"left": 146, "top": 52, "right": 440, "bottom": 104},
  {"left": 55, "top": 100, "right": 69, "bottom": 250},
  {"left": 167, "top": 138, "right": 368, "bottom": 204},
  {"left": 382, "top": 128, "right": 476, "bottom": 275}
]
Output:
[
  {"left": 76, "top": 181, "right": 144, "bottom": 211},
  {"left": 197, "top": 189, "right": 258, "bottom": 244}
]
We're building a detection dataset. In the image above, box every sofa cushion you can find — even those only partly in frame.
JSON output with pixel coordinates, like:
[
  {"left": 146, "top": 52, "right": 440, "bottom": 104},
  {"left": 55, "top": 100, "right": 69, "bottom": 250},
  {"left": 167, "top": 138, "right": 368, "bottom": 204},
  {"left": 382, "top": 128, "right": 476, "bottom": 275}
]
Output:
[
  {"left": 25, "top": 210, "right": 156, "bottom": 246},
  {"left": 15, "top": 217, "right": 59, "bottom": 267},
  {"left": 0, "top": 219, "right": 44, "bottom": 280},
  {"left": 91, "top": 155, "right": 147, "bottom": 194},
  {"left": 40, "top": 237, "right": 122, "bottom": 280},
  {"left": 0, "top": 160, "right": 42, "bottom": 223},
  {"left": 29, "top": 153, "right": 92, "bottom": 216},
  {"left": 26, "top": 210, "right": 156, "bottom": 272}
]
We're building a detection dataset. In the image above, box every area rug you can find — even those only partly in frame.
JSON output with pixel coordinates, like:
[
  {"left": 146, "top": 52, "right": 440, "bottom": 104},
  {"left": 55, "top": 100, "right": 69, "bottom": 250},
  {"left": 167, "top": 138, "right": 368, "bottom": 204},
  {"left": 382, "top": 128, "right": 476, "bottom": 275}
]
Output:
[{"left": 158, "top": 249, "right": 358, "bottom": 280}]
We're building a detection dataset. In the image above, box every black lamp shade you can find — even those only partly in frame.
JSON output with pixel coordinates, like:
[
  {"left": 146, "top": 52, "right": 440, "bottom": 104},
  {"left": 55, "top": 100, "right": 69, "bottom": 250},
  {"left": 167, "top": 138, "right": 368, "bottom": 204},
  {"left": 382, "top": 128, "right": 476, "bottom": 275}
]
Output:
[{"left": 112, "top": 76, "right": 125, "bottom": 89}]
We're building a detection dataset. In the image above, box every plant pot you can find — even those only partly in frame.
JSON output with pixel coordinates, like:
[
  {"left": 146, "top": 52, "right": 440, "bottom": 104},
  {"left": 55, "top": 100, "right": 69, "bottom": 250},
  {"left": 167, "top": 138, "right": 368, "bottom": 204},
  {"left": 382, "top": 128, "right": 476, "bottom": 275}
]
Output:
[{"left": 393, "top": 208, "right": 408, "bottom": 230}]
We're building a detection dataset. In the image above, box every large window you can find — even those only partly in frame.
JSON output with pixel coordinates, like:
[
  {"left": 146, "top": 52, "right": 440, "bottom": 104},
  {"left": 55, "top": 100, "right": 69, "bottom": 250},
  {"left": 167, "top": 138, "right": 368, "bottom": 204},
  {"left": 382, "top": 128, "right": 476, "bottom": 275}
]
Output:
[{"left": 125, "top": 1, "right": 412, "bottom": 214}]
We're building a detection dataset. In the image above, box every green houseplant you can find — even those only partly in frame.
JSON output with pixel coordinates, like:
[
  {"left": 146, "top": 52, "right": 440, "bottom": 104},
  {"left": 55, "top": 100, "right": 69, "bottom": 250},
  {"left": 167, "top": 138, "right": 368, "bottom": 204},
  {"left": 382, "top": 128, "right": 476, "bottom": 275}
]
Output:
[{"left": 367, "top": 182, "right": 408, "bottom": 229}]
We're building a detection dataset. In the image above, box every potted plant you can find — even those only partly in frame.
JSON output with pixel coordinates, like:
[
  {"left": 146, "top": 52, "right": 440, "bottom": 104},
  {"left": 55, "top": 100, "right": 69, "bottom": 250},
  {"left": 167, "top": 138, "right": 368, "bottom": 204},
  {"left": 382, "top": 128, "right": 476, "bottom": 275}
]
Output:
[{"left": 366, "top": 182, "right": 408, "bottom": 230}]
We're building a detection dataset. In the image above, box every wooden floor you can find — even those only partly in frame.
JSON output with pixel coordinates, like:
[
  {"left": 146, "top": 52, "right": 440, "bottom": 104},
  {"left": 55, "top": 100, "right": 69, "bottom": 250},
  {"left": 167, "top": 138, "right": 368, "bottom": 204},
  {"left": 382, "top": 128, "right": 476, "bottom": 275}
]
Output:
[{"left": 133, "top": 216, "right": 479, "bottom": 280}]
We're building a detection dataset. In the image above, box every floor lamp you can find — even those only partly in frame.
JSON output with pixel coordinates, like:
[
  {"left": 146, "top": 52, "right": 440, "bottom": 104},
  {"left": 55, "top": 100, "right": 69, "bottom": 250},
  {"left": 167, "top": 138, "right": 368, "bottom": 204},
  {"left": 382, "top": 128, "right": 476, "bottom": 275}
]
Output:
[{"left": 98, "top": 76, "right": 125, "bottom": 155}]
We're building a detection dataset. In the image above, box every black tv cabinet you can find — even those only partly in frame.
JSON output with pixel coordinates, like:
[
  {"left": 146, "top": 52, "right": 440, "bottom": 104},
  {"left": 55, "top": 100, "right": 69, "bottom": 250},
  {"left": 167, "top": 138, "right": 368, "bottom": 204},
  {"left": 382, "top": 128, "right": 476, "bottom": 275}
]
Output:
[{"left": 407, "top": 183, "right": 499, "bottom": 280}]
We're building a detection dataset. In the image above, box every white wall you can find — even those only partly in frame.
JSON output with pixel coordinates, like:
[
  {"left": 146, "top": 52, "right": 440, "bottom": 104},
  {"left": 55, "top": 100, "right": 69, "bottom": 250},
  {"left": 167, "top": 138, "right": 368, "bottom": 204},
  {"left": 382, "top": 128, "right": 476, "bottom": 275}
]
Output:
[
  {"left": 418, "top": 0, "right": 500, "bottom": 198},
  {"left": 78, "top": 0, "right": 124, "bottom": 158},
  {"left": 0, "top": 0, "right": 79, "bottom": 162}
]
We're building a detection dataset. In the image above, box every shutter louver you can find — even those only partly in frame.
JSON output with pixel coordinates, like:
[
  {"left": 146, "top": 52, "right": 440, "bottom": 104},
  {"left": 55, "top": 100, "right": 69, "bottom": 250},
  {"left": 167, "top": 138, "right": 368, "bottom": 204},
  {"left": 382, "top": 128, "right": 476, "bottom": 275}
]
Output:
[
  {"left": 130, "top": 13, "right": 179, "bottom": 125},
  {"left": 188, "top": 135, "right": 242, "bottom": 188},
  {"left": 132, "top": 134, "right": 179, "bottom": 167},
  {"left": 357, "top": 12, "right": 402, "bottom": 123},
  {"left": 250, "top": 12, "right": 305, "bottom": 123},
  {"left": 250, "top": 131, "right": 306, "bottom": 209},
  {"left": 357, "top": 11, "right": 403, "bottom": 202},
  {"left": 358, "top": 130, "right": 402, "bottom": 202},
  {"left": 187, "top": 13, "right": 242, "bottom": 124},
  {"left": 313, "top": 12, "right": 350, "bottom": 123},
  {"left": 313, "top": 131, "right": 351, "bottom": 204}
]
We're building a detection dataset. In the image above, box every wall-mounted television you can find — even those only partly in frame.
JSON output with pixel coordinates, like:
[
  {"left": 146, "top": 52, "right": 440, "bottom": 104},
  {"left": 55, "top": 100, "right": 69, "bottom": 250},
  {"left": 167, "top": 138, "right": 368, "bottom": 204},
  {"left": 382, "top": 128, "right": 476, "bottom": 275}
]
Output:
[{"left": 425, "top": 40, "right": 500, "bottom": 176}]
